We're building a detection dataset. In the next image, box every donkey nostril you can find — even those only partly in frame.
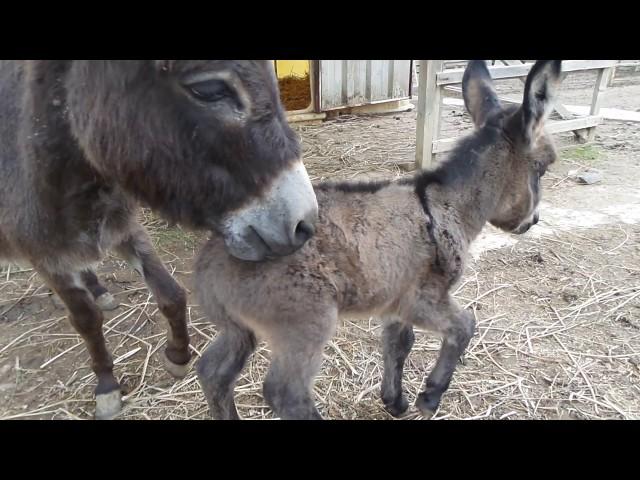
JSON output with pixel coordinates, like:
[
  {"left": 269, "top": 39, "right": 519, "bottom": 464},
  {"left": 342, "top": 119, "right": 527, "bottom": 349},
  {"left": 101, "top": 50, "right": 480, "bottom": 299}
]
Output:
[
  {"left": 294, "top": 220, "right": 315, "bottom": 245},
  {"left": 533, "top": 213, "right": 540, "bottom": 225}
]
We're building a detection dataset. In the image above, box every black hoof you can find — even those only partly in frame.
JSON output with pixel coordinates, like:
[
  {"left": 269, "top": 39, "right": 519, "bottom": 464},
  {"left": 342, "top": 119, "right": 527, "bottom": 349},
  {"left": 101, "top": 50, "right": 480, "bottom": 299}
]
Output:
[
  {"left": 383, "top": 394, "right": 410, "bottom": 418},
  {"left": 415, "top": 391, "right": 440, "bottom": 419}
]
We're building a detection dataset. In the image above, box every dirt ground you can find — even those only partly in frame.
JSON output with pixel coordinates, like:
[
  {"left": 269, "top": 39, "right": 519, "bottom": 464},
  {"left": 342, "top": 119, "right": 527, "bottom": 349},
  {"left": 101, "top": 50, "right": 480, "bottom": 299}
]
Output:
[{"left": 1, "top": 66, "right": 639, "bottom": 420}]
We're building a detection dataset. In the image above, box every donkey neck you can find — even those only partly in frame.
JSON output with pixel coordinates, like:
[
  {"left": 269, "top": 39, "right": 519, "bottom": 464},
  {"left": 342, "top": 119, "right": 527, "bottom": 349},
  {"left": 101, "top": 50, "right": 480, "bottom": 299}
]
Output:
[
  {"left": 19, "top": 61, "right": 131, "bottom": 235},
  {"left": 21, "top": 61, "right": 106, "bottom": 196},
  {"left": 423, "top": 126, "right": 511, "bottom": 243}
]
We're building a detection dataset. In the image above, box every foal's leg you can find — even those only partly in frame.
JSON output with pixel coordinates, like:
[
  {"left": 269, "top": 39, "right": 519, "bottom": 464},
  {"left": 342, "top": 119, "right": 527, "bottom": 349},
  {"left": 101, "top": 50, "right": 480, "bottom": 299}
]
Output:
[
  {"left": 80, "top": 269, "right": 120, "bottom": 311},
  {"left": 381, "top": 318, "right": 415, "bottom": 418},
  {"left": 40, "top": 270, "right": 121, "bottom": 420},
  {"left": 115, "top": 225, "right": 191, "bottom": 378},
  {"left": 263, "top": 350, "right": 324, "bottom": 420},
  {"left": 196, "top": 317, "right": 256, "bottom": 420},
  {"left": 410, "top": 298, "right": 475, "bottom": 418},
  {"left": 262, "top": 312, "right": 337, "bottom": 420}
]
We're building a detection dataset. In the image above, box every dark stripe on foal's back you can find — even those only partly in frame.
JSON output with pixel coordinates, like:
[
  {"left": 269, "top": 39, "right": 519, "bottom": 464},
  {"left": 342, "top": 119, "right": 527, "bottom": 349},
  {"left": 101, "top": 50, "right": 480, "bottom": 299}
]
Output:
[
  {"left": 314, "top": 179, "right": 392, "bottom": 194},
  {"left": 412, "top": 172, "right": 444, "bottom": 275}
]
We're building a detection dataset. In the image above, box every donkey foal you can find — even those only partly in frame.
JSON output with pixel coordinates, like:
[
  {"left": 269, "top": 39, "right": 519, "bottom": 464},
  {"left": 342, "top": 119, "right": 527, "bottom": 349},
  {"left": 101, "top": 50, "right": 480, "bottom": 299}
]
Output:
[{"left": 195, "top": 60, "right": 562, "bottom": 420}]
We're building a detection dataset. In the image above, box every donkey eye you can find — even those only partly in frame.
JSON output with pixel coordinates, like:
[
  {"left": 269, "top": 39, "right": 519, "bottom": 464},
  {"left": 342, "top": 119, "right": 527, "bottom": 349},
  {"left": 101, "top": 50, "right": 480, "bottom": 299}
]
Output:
[{"left": 185, "top": 79, "right": 231, "bottom": 103}]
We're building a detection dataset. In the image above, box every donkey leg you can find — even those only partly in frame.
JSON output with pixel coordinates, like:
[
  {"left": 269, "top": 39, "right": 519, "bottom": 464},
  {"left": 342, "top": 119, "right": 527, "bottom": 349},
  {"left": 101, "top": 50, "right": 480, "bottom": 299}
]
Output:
[
  {"left": 381, "top": 318, "right": 415, "bottom": 418},
  {"left": 263, "top": 351, "right": 324, "bottom": 420},
  {"left": 115, "top": 226, "right": 191, "bottom": 379},
  {"left": 412, "top": 301, "right": 475, "bottom": 419},
  {"left": 196, "top": 319, "right": 256, "bottom": 420},
  {"left": 262, "top": 314, "right": 336, "bottom": 420},
  {"left": 40, "top": 270, "right": 121, "bottom": 420},
  {"left": 80, "top": 269, "right": 120, "bottom": 311}
]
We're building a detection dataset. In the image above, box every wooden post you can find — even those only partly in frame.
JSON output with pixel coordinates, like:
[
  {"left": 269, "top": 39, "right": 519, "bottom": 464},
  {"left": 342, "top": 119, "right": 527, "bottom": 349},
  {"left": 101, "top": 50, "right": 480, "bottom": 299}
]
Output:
[
  {"left": 587, "top": 67, "right": 613, "bottom": 141},
  {"left": 415, "top": 60, "right": 444, "bottom": 170},
  {"left": 608, "top": 61, "right": 618, "bottom": 87}
]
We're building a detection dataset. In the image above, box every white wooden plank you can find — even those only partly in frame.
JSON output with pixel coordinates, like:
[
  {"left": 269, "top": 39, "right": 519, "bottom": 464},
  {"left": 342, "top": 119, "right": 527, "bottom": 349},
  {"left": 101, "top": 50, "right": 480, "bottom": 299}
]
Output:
[
  {"left": 346, "top": 60, "right": 368, "bottom": 106},
  {"left": 432, "top": 116, "right": 602, "bottom": 154},
  {"left": 370, "top": 60, "right": 391, "bottom": 102},
  {"left": 392, "top": 60, "right": 411, "bottom": 98},
  {"left": 415, "top": 60, "right": 444, "bottom": 169},
  {"left": 546, "top": 116, "right": 601, "bottom": 134},
  {"left": 562, "top": 105, "right": 640, "bottom": 122},
  {"left": 587, "top": 68, "right": 612, "bottom": 140},
  {"left": 436, "top": 60, "right": 618, "bottom": 86},
  {"left": 320, "top": 60, "right": 345, "bottom": 110}
]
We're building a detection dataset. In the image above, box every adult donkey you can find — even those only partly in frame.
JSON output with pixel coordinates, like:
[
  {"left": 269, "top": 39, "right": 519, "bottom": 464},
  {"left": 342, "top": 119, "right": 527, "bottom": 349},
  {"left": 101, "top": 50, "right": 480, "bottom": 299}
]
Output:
[{"left": 0, "top": 60, "right": 318, "bottom": 419}]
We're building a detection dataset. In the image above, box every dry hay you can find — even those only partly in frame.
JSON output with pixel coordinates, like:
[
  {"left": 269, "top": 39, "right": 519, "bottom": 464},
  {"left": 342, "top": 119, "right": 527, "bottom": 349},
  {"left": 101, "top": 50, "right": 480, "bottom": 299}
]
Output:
[
  {"left": 1, "top": 221, "right": 637, "bottom": 420},
  {"left": 298, "top": 113, "right": 419, "bottom": 183},
  {"left": 278, "top": 74, "right": 312, "bottom": 112}
]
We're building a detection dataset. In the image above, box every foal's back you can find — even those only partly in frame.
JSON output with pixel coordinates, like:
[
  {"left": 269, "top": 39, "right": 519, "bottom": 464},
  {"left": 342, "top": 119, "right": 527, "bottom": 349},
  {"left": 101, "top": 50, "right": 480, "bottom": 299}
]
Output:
[{"left": 196, "top": 182, "right": 429, "bottom": 320}]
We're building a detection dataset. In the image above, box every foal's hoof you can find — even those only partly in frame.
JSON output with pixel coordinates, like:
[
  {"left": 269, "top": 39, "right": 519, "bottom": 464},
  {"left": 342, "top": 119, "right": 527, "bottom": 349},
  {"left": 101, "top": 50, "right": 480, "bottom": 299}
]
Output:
[
  {"left": 383, "top": 395, "right": 410, "bottom": 418},
  {"left": 50, "top": 293, "right": 65, "bottom": 309},
  {"left": 163, "top": 352, "right": 190, "bottom": 379},
  {"left": 95, "top": 390, "right": 122, "bottom": 420},
  {"left": 415, "top": 392, "right": 439, "bottom": 419},
  {"left": 95, "top": 292, "right": 120, "bottom": 312}
]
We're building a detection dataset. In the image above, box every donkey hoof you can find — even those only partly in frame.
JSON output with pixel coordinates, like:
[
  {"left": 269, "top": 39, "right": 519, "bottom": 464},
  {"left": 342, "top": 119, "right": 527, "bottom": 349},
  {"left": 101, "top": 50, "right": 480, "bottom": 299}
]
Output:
[
  {"left": 95, "top": 390, "right": 122, "bottom": 420},
  {"left": 95, "top": 292, "right": 120, "bottom": 311},
  {"left": 50, "top": 292, "right": 65, "bottom": 309},
  {"left": 418, "top": 408, "right": 435, "bottom": 420},
  {"left": 163, "top": 352, "right": 190, "bottom": 379},
  {"left": 383, "top": 395, "right": 410, "bottom": 418},
  {"left": 415, "top": 392, "right": 439, "bottom": 419}
]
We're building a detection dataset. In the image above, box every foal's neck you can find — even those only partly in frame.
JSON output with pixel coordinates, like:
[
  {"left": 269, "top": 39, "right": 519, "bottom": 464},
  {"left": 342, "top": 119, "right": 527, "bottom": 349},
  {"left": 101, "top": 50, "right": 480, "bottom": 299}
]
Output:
[{"left": 423, "top": 127, "right": 510, "bottom": 242}]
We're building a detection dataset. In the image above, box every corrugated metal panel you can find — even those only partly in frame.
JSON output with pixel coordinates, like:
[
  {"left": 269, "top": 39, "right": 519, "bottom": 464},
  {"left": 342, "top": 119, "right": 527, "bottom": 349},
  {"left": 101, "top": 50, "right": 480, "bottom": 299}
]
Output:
[{"left": 320, "top": 60, "right": 411, "bottom": 111}]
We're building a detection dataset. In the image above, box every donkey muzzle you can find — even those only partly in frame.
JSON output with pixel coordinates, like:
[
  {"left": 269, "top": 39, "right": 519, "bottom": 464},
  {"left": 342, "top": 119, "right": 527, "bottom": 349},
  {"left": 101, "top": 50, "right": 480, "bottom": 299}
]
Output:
[
  {"left": 512, "top": 211, "right": 540, "bottom": 235},
  {"left": 221, "top": 160, "right": 319, "bottom": 261}
]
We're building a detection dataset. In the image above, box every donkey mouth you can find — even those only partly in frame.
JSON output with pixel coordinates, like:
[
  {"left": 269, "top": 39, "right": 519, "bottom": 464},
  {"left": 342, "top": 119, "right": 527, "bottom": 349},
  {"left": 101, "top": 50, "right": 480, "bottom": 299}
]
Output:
[
  {"left": 225, "top": 225, "right": 307, "bottom": 262},
  {"left": 511, "top": 223, "right": 533, "bottom": 235},
  {"left": 511, "top": 212, "right": 540, "bottom": 235},
  {"left": 248, "top": 226, "right": 277, "bottom": 260}
]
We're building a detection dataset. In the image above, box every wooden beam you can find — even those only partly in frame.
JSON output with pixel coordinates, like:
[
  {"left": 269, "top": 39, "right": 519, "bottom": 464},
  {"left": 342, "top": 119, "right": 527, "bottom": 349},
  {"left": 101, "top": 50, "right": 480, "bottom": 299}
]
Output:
[
  {"left": 436, "top": 60, "right": 618, "bottom": 86},
  {"left": 431, "top": 116, "right": 602, "bottom": 154},
  {"left": 415, "top": 60, "right": 444, "bottom": 170},
  {"left": 546, "top": 115, "right": 602, "bottom": 134},
  {"left": 587, "top": 68, "right": 613, "bottom": 141}
]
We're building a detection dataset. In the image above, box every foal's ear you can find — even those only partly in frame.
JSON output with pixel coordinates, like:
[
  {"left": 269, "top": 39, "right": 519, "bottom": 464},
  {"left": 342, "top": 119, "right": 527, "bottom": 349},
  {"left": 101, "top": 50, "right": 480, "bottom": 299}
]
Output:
[
  {"left": 462, "top": 60, "right": 501, "bottom": 128},
  {"left": 521, "top": 60, "right": 563, "bottom": 145}
]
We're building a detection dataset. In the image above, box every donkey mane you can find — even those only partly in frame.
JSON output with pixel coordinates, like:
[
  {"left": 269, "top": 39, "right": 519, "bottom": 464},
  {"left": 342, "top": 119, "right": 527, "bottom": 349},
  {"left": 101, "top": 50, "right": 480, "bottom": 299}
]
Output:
[{"left": 315, "top": 178, "right": 392, "bottom": 194}]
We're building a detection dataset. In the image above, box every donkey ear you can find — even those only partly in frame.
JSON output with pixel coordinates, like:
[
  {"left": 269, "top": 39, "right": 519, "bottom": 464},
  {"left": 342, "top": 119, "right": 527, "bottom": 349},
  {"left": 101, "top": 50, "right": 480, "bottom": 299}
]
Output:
[
  {"left": 521, "top": 60, "right": 562, "bottom": 145},
  {"left": 462, "top": 60, "right": 501, "bottom": 127}
]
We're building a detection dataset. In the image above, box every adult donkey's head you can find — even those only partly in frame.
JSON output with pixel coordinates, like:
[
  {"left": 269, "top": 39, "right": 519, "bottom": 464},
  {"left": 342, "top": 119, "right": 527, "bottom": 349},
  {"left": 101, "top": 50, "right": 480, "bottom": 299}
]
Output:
[{"left": 63, "top": 60, "right": 318, "bottom": 261}]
